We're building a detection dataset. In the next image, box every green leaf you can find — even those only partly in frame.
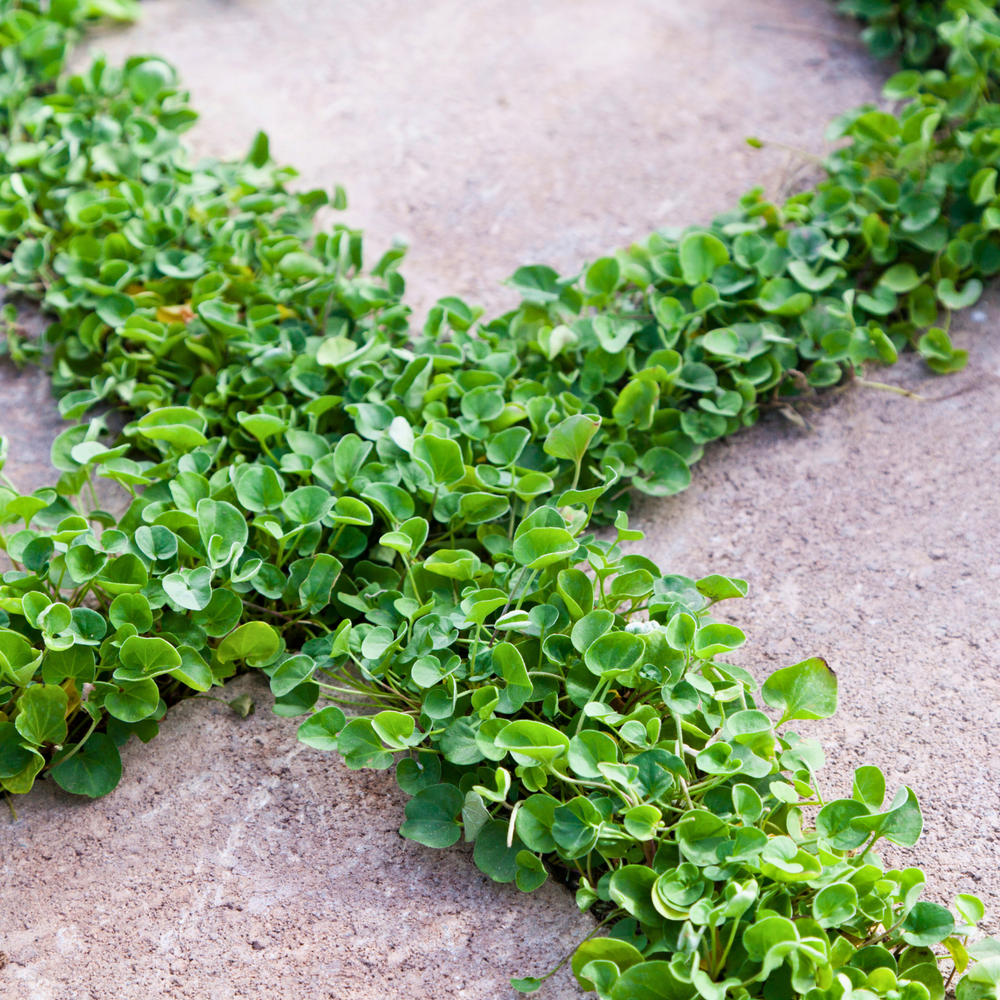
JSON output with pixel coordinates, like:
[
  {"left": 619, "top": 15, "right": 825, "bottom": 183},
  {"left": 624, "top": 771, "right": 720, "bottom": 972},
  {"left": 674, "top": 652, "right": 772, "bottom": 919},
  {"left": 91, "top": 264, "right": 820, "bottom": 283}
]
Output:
[
  {"left": 510, "top": 977, "right": 543, "bottom": 994},
  {"left": 901, "top": 902, "right": 956, "bottom": 947},
  {"left": 236, "top": 410, "right": 286, "bottom": 443},
  {"left": 936, "top": 278, "right": 982, "bottom": 311},
  {"left": 0, "top": 633, "right": 42, "bottom": 690},
  {"left": 399, "top": 783, "right": 464, "bottom": 848},
  {"left": 853, "top": 764, "right": 886, "bottom": 810},
  {"left": 236, "top": 465, "right": 285, "bottom": 513},
  {"left": 624, "top": 804, "right": 662, "bottom": 841},
  {"left": 633, "top": 447, "right": 691, "bottom": 496},
  {"left": 462, "top": 789, "right": 491, "bottom": 842},
  {"left": 217, "top": 621, "right": 280, "bottom": 666},
  {"left": 281, "top": 485, "right": 334, "bottom": 525},
  {"left": 105, "top": 678, "right": 160, "bottom": 722},
  {"left": 813, "top": 882, "right": 859, "bottom": 928},
  {"left": 918, "top": 327, "right": 968, "bottom": 374},
  {"left": 693, "top": 623, "right": 746, "bottom": 659},
  {"left": 336, "top": 717, "right": 394, "bottom": 769},
  {"left": 296, "top": 706, "right": 347, "bottom": 750},
  {"left": 543, "top": 414, "right": 601, "bottom": 465},
  {"left": 297, "top": 553, "right": 343, "bottom": 613},
  {"left": 955, "top": 894, "right": 986, "bottom": 932},
  {"left": 270, "top": 655, "right": 316, "bottom": 697},
  {"left": 162, "top": 566, "right": 213, "bottom": 611},
  {"left": 568, "top": 730, "right": 619, "bottom": 779},
  {"left": 328, "top": 497, "right": 373, "bottom": 527},
  {"left": 584, "top": 631, "right": 644, "bottom": 678},
  {"left": 680, "top": 232, "right": 730, "bottom": 284},
  {"left": 109, "top": 594, "right": 153, "bottom": 633},
  {"left": 486, "top": 427, "right": 531, "bottom": 467},
  {"left": 494, "top": 719, "right": 570, "bottom": 765},
  {"left": 169, "top": 646, "right": 213, "bottom": 692},
  {"left": 458, "top": 492, "right": 509, "bottom": 525},
  {"left": 412, "top": 434, "right": 465, "bottom": 488},
  {"left": 372, "top": 710, "right": 423, "bottom": 749},
  {"left": 761, "top": 657, "right": 837, "bottom": 724},
  {"left": 879, "top": 263, "right": 922, "bottom": 293},
  {"left": 493, "top": 642, "right": 533, "bottom": 716},
  {"left": 613, "top": 378, "right": 659, "bottom": 429},
  {"left": 512, "top": 527, "right": 577, "bottom": 570},
  {"left": 192, "top": 588, "right": 243, "bottom": 637},
  {"left": 678, "top": 810, "right": 731, "bottom": 866},
  {"left": 396, "top": 752, "right": 442, "bottom": 794},
  {"left": 572, "top": 939, "right": 646, "bottom": 993},
  {"left": 473, "top": 819, "right": 523, "bottom": 883},
  {"left": 816, "top": 798, "right": 871, "bottom": 850},
  {"left": 361, "top": 483, "right": 415, "bottom": 526},
  {"left": 137, "top": 406, "right": 208, "bottom": 451},
  {"left": 0, "top": 721, "right": 35, "bottom": 778},
  {"left": 758, "top": 278, "right": 812, "bottom": 316},
  {"left": 970, "top": 168, "right": 997, "bottom": 205},
  {"left": 696, "top": 575, "right": 749, "bottom": 602},
  {"left": 42, "top": 646, "right": 96, "bottom": 685},
  {"left": 850, "top": 785, "right": 924, "bottom": 848},
  {"left": 610, "top": 961, "right": 695, "bottom": 1000},
  {"left": 114, "top": 635, "right": 182, "bottom": 680},
  {"left": 15, "top": 684, "right": 68, "bottom": 745},
  {"left": 196, "top": 499, "right": 248, "bottom": 568},
  {"left": 571, "top": 610, "right": 615, "bottom": 653},
  {"left": 584, "top": 256, "right": 621, "bottom": 297},
  {"left": 514, "top": 850, "right": 548, "bottom": 892},
  {"left": 732, "top": 783, "right": 763, "bottom": 825},
  {"left": 743, "top": 915, "right": 799, "bottom": 976},
  {"left": 0, "top": 745, "right": 44, "bottom": 794},
  {"left": 96, "top": 553, "right": 149, "bottom": 595},
  {"left": 50, "top": 733, "right": 122, "bottom": 798},
  {"left": 423, "top": 548, "right": 480, "bottom": 581}
]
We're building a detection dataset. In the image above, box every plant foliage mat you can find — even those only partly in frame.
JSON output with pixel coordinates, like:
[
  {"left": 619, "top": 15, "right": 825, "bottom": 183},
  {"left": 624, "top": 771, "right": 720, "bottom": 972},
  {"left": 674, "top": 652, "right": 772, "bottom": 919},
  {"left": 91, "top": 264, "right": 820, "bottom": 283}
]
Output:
[{"left": 0, "top": 0, "right": 999, "bottom": 996}]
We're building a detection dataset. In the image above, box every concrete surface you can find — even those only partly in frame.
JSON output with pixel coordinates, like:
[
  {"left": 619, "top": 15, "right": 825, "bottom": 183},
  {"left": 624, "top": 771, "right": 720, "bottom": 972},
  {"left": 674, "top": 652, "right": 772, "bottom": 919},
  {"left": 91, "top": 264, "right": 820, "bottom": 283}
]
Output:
[{"left": 7, "top": 2, "right": 992, "bottom": 999}]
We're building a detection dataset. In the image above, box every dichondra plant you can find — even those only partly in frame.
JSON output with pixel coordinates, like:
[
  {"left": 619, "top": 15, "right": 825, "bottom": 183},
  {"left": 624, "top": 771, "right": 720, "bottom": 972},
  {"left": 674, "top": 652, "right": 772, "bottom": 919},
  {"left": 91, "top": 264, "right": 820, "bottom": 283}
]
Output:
[{"left": 0, "top": 0, "right": 999, "bottom": 997}]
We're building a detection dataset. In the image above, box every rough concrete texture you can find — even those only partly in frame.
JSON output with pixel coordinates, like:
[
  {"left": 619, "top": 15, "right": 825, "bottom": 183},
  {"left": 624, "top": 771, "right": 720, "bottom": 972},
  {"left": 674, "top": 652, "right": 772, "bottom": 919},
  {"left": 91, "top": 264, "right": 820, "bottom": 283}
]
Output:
[{"left": 4, "top": 0, "right": 998, "bottom": 998}]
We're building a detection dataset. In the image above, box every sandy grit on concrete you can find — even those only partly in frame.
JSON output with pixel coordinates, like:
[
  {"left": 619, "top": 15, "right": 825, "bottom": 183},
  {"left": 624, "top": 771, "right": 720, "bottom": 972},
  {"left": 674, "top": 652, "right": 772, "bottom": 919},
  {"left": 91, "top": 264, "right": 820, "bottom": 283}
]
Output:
[{"left": 3, "top": 1, "right": 998, "bottom": 998}]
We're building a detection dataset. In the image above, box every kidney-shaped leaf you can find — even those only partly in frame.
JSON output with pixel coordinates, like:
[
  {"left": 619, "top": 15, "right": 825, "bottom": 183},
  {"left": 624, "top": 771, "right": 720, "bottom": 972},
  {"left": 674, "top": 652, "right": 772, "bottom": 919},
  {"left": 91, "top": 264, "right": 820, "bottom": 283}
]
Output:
[
  {"left": 850, "top": 785, "right": 924, "bottom": 848},
  {"left": 495, "top": 720, "right": 570, "bottom": 765},
  {"left": 50, "top": 733, "right": 122, "bottom": 798},
  {"left": 217, "top": 621, "right": 279, "bottom": 666},
  {"left": 399, "top": 782, "right": 464, "bottom": 848},
  {"left": 543, "top": 415, "right": 601, "bottom": 464},
  {"left": 693, "top": 623, "right": 746, "bottom": 660},
  {"left": 584, "top": 631, "right": 644, "bottom": 678},
  {"left": 136, "top": 406, "right": 208, "bottom": 451},
  {"left": 296, "top": 706, "right": 347, "bottom": 751},
  {"left": 761, "top": 657, "right": 838, "bottom": 725},
  {"left": 571, "top": 938, "right": 645, "bottom": 993},
  {"left": 15, "top": 684, "right": 68, "bottom": 745},
  {"left": 512, "top": 527, "right": 577, "bottom": 570},
  {"left": 115, "top": 635, "right": 182, "bottom": 681}
]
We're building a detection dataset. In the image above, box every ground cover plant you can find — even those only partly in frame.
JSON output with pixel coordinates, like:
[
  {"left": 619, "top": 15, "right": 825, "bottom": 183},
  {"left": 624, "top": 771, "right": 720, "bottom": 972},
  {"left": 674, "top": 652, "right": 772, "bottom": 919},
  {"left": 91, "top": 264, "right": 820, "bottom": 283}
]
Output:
[{"left": 1, "top": 0, "right": 1000, "bottom": 996}]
